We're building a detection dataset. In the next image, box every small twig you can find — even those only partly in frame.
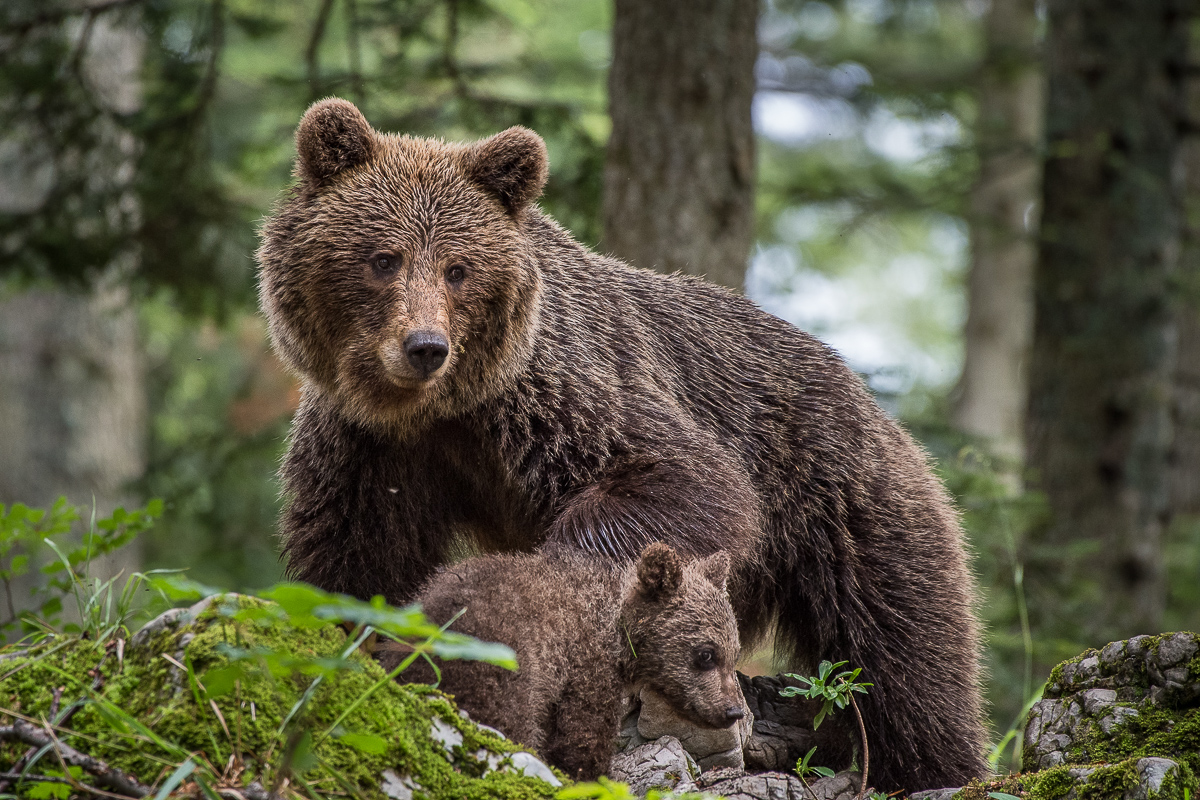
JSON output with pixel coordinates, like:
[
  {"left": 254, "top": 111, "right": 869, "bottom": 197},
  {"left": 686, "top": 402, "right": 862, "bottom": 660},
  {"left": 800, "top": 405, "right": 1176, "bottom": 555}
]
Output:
[
  {"left": 0, "top": 772, "right": 76, "bottom": 787},
  {"left": 0, "top": 719, "right": 152, "bottom": 797},
  {"left": 848, "top": 693, "right": 869, "bottom": 798}
]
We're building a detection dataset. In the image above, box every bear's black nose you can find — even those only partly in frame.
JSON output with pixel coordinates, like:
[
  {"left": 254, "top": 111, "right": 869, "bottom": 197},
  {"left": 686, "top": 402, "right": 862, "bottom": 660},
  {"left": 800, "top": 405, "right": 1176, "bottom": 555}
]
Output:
[
  {"left": 725, "top": 706, "right": 745, "bottom": 722},
  {"left": 404, "top": 331, "right": 449, "bottom": 377}
]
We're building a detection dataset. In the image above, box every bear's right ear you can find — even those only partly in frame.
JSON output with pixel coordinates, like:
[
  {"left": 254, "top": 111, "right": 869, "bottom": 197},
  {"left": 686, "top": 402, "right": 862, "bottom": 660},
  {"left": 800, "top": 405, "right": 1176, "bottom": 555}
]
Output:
[
  {"left": 466, "top": 127, "right": 549, "bottom": 214},
  {"left": 295, "top": 98, "right": 376, "bottom": 186},
  {"left": 636, "top": 542, "right": 683, "bottom": 601}
]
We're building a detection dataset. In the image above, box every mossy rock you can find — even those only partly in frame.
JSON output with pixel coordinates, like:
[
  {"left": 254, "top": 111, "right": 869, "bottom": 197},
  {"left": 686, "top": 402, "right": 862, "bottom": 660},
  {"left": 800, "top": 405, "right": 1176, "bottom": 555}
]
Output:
[
  {"left": 0, "top": 595, "right": 565, "bottom": 799},
  {"left": 1023, "top": 632, "right": 1200, "bottom": 777}
]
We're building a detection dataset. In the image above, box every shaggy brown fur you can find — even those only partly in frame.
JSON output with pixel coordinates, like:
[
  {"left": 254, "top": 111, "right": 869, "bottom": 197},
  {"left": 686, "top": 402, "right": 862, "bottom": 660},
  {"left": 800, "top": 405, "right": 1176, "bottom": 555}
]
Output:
[
  {"left": 379, "top": 543, "right": 743, "bottom": 780},
  {"left": 258, "top": 98, "right": 987, "bottom": 793}
]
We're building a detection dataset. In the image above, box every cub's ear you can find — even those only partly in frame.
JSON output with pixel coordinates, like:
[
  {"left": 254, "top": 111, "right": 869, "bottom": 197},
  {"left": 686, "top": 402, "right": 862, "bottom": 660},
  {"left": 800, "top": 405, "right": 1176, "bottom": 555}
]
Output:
[
  {"left": 698, "top": 551, "right": 730, "bottom": 593},
  {"left": 295, "top": 98, "right": 376, "bottom": 185},
  {"left": 466, "top": 126, "right": 549, "bottom": 213},
  {"left": 636, "top": 542, "right": 683, "bottom": 601}
]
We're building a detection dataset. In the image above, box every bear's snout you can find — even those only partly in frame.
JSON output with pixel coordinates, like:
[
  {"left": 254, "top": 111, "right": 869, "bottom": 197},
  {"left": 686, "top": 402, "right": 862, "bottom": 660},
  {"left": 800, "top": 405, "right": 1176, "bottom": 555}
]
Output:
[
  {"left": 724, "top": 705, "right": 745, "bottom": 722},
  {"left": 404, "top": 330, "right": 450, "bottom": 378}
]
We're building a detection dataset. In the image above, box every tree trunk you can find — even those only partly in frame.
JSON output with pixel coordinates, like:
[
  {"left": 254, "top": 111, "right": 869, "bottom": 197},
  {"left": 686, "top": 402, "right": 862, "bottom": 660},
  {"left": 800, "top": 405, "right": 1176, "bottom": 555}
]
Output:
[
  {"left": 0, "top": 11, "right": 146, "bottom": 623},
  {"left": 1170, "top": 24, "right": 1200, "bottom": 518},
  {"left": 953, "top": 0, "right": 1043, "bottom": 475},
  {"left": 1025, "top": 0, "right": 1192, "bottom": 641},
  {"left": 601, "top": 0, "right": 757, "bottom": 291}
]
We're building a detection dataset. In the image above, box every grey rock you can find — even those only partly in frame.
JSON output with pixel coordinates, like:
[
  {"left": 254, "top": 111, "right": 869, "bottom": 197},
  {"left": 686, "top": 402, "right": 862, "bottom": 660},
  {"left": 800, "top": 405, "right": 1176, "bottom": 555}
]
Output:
[
  {"left": 1164, "top": 666, "right": 1189, "bottom": 684},
  {"left": 702, "top": 770, "right": 813, "bottom": 800},
  {"left": 502, "top": 752, "right": 562, "bottom": 787},
  {"left": 1127, "top": 757, "right": 1178, "bottom": 800},
  {"left": 1155, "top": 633, "right": 1197, "bottom": 668},
  {"left": 808, "top": 771, "right": 861, "bottom": 800},
  {"left": 909, "top": 790, "right": 960, "bottom": 800},
  {"left": 1101, "top": 640, "right": 1127, "bottom": 669},
  {"left": 380, "top": 769, "right": 415, "bottom": 800},
  {"left": 634, "top": 687, "right": 749, "bottom": 771},
  {"left": 608, "top": 736, "right": 699, "bottom": 795},
  {"left": 130, "top": 596, "right": 216, "bottom": 648},
  {"left": 1082, "top": 688, "right": 1117, "bottom": 715},
  {"left": 1098, "top": 706, "right": 1139, "bottom": 734}
]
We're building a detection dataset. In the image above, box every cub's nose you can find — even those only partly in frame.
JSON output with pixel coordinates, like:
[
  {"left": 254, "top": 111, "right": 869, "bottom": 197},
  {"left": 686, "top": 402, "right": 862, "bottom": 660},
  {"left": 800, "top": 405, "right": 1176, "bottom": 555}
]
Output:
[
  {"left": 404, "top": 331, "right": 449, "bottom": 377},
  {"left": 725, "top": 705, "right": 745, "bottom": 722}
]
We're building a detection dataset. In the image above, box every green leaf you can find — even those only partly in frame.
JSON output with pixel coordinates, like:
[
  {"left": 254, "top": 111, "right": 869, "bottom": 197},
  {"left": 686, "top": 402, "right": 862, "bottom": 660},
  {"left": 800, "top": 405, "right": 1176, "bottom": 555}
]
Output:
[
  {"left": 336, "top": 730, "right": 389, "bottom": 754},
  {"left": 154, "top": 758, "right": 196, "bottom": 800},
  {"left": 988, "top": 794, "right": 1021, "bottom": 800},
  {"left": 288, "top": 730, "right": 319, "bottom": 775},
  {"left": 201, "top": 663, "right": 247, "bottom": 699},
  {"left": 814, "top": 766, "right": 836, "bottom": 777}
]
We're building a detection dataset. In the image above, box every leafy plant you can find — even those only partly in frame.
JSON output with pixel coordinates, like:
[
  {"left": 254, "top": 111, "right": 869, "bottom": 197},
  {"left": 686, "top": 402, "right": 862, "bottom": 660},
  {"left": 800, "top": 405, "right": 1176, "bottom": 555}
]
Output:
[
  {"left": 1, "top": 500, "right": 523, "bottom": 799},
  {"left": 782, "top": 660, "right": 874, "bottom": 797},
  {"left": 1, "top": 497, "right": 165, "bottom": 638},
  {"left": 794, "top": 744, "right": 837, "bottom": 789}
]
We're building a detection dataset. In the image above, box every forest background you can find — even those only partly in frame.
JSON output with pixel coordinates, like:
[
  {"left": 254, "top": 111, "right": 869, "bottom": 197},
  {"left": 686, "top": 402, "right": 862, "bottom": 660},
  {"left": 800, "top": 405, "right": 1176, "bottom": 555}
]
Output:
[{"left": 2, "top": 0, "right": 1198, "bottom": 774}]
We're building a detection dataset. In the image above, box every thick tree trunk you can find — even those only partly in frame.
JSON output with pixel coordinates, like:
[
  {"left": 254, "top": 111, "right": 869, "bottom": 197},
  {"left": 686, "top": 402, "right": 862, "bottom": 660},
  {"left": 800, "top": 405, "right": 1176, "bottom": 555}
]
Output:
[
  {"left": 953, "top": 0, "right": 1042, "bottom": 474},
  {"left": 1171, "top": 26, "right": 1200, "bottom": 518},
  {"left": 601, "top": 0, "right": 757, "bottom": 291},
  {"left": 0, "top": 12, "right": 146, "bottom": 624},
  {"left": 1025, "top": 0, "right": 1192, "bottom": 640}
]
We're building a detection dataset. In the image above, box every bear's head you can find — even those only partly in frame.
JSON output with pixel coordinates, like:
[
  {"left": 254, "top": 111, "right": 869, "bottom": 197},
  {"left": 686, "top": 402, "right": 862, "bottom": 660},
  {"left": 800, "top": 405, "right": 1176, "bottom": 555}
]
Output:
[
  {"left": 621, "top": 542, "right": 745, "bottom": 730},
  {"left": 258, "top": 98, "right": 548, "bottom": 431}
]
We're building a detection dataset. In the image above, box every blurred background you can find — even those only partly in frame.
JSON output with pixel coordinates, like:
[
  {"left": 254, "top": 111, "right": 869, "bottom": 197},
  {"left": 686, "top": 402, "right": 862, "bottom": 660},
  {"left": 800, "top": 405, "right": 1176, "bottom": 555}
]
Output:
[{"left": 2, "top": 0, "right": 1198, "bottom": 770}]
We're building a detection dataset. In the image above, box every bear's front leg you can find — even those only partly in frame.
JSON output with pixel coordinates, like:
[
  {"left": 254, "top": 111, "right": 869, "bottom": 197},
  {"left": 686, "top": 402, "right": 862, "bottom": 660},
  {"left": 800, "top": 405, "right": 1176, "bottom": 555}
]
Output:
[
  {"left": 545, "top": 444, "right": 761, "bottom": 561},
  {"left": 280, "top": 390, "right": 453, "bottom": 605}
]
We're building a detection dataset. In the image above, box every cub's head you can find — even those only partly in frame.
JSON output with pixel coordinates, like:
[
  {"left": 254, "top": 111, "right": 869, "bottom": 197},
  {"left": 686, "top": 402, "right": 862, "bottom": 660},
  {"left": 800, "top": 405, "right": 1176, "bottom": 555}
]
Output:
[
  {"left": 258, "top": 98, "right": 548, "bottom": 430},
  {"left": 622, "top": 543, "right": 746, "bottom": 730}
]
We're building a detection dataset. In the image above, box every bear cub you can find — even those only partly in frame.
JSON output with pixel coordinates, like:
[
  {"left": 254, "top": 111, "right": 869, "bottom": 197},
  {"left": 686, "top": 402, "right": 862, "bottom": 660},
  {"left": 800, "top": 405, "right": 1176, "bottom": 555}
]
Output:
[{"left": 379, "top": 543, "right": 745, "bottom": 781}]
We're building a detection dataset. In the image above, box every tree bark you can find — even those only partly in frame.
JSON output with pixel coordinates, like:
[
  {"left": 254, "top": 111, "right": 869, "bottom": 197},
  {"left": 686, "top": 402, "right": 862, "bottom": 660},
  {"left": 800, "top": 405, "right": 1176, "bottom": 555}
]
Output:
[
  {"left": 601, "top": 0, "right": 757, "bottom": 291},
  {"left": 1170, "top": 24, "right": 1200, "bottom": 518},
  {"left": 953, "top": 0, "right": 1043, "bottom": 474},
  {"left": 0, "top": 9, "right": 146, "bottom": 622},
  {"left": 1025, "top": 0, "right": 1192, "bottom": 640}
]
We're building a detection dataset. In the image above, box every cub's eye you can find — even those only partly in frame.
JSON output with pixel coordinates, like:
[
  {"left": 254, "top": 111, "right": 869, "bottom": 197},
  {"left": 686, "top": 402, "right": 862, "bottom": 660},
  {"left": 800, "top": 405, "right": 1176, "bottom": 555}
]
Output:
[
  {"left": 693, "top": 647, "right": 718, "bottom": 672},
  {"left": 445, "top": 264, "right": 466, "bottom": 284},
  {"left": 371, "top": 253, "right": 399, "bottom": 276}
]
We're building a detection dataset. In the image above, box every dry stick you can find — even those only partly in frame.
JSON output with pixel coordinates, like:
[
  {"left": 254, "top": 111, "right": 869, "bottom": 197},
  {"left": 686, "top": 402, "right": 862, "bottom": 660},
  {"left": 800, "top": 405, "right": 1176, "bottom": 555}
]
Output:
[
  {"left": 0, "top": 652, "right": 105, "bottom": 792},
  {"left": 847, "top": 694, "right": 869, "bottom": 798},
  {"left": 0, "top": 719, "right": 152, "bottom": 798}
]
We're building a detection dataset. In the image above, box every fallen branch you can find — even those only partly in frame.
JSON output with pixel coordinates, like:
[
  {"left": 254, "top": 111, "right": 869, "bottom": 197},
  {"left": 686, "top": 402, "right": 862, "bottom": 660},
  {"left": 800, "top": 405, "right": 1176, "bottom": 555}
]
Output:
[{"left": 0, "top": 719, "right": 151, "bottom": 797}]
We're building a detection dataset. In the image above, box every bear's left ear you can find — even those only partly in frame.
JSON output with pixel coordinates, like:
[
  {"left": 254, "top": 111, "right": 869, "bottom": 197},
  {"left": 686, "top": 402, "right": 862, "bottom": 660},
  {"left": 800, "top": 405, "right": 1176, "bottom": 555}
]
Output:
[
  {"left": 466, "top": 127, "right": 549, "bottom": 214},
  {"left": 636, "top": 542, "right": 683, "bottom": 601},
  {"left": 698, "top": 551, "right": 730, "bottom": 593}
]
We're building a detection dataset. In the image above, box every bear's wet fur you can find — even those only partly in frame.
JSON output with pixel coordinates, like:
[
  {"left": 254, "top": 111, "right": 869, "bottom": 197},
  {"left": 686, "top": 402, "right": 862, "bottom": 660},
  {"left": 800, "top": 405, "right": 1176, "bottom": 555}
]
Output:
[
  {"left": 379, "top": 543, "right": 744, "bottom": 780},
  {"left": 258, "top": 98, "right": 987, "bottom": 793}
]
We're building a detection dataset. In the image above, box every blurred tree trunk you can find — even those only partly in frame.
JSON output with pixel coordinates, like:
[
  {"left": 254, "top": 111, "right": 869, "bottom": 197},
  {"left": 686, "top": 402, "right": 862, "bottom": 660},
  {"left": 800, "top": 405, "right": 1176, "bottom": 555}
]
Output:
[
  {"left": 1025, "top": 0, "right": 1192, "bottom": 641},
  {"left": 601, "top": 0, "right": 757, "bottom": 291},
  {"left": 0, "top": 10, "right": 146, "bottom": 618},
  {"left": 953, "top": 0, "right": 1042, "bottom": 476},
  {"left": 1171, "top": 26, "right": 1200, "bottom": 519}
]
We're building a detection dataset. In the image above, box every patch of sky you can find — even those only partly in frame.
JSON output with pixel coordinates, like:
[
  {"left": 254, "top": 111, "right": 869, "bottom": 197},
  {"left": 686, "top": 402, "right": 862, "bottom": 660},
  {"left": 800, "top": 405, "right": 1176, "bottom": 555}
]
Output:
[
  {"left": 746, "top": 214, "right": 967, "bottom": 394},
  {"left": 863, "top": 107, "right": 961, "bottom": 163},
  {"left": 753, "top": 92, "right": 858, "bottom": 144}
]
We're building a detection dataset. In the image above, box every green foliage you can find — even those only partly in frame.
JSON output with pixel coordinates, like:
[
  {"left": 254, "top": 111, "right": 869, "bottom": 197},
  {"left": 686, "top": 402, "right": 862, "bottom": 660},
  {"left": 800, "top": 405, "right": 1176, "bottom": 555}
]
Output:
[
  {"left": 0, "top": 497, "right": 164, "bottom": 639},
  {"left": 0, "top": 499, "right": 537, "bottom": 799},
  {"left": 795, "top": 745, "right": 836, "bottom": 780},
  {"left": 781, "top": 659, "right": 873, "bottom": 730}
]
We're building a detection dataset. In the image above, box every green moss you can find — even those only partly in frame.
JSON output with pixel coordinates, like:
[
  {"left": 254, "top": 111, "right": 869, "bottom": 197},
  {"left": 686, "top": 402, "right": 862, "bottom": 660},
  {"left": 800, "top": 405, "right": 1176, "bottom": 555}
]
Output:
[
  {"left": 1025, "top": 766, "right": 1074, "bottom": 800},
  {"left": 1, "top": 596, "right": 563, "bottom": 799}
]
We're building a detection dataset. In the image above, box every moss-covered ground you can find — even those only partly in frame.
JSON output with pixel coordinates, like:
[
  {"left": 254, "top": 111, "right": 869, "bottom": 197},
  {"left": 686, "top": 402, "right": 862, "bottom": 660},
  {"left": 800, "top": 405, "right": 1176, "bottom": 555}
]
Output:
[{"left": 0, "top": 596, "right": 563, "bottom": 799}]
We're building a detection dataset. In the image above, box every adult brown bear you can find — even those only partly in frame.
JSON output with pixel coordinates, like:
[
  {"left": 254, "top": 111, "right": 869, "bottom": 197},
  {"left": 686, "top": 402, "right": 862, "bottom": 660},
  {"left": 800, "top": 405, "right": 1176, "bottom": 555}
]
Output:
[{"left": 258, "top": 98, "right": 986, "bottom": 793}]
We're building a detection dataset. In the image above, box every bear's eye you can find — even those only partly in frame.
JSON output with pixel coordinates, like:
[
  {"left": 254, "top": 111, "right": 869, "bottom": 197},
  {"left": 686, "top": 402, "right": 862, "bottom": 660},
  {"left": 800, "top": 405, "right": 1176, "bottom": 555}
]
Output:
[
  {"left": 693, "top": 646, "right": 718, "bottom": 672},
  {"left": 446, "top": 263, "right": 466, "bottom": 284},
  {"left": 372, "top": 253, "right": 399, "bottom": 276}
]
